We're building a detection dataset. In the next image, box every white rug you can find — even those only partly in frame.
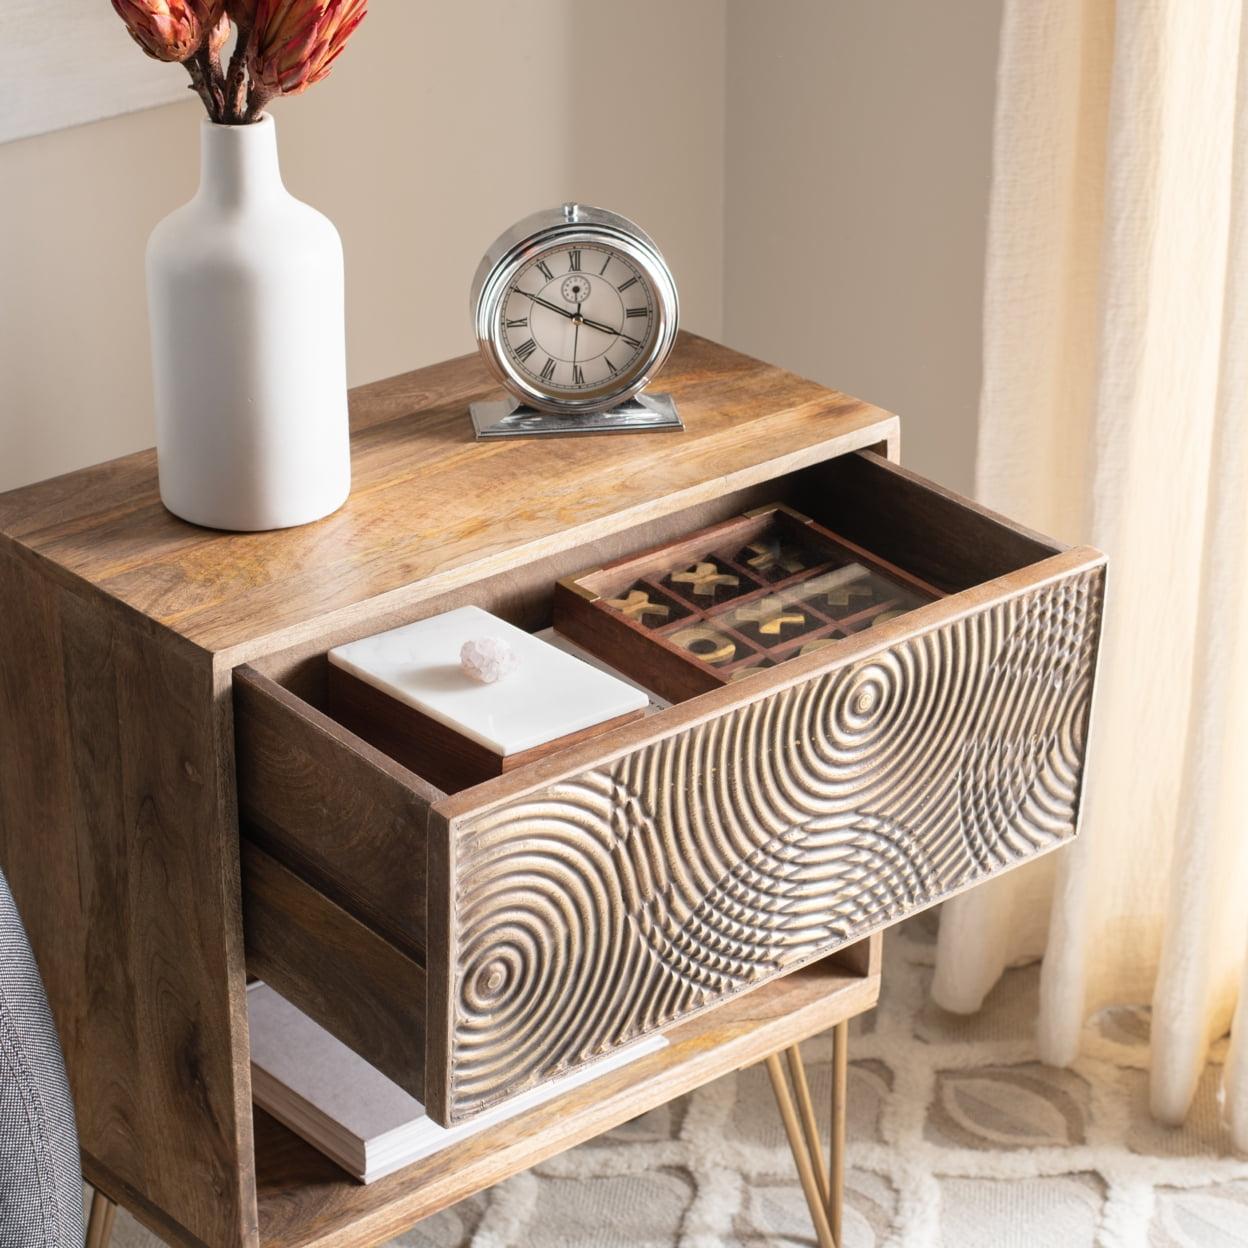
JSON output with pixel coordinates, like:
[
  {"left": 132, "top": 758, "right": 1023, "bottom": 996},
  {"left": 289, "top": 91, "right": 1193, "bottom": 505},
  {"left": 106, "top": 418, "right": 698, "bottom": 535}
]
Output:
[{"left": 106, "top": 913, "right": 1248, "bottom": 1246}]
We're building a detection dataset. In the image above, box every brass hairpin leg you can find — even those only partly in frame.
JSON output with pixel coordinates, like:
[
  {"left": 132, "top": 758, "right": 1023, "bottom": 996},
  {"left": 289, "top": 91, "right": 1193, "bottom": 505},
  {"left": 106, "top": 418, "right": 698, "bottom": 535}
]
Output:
[
  {"left": 765, "top": 1052, "right": 837, "bottom": 1248},
  {"left": 764, "top": 1024, "right": 850, "bottom": 1248},
  {"left": 829, "top": 1020, "right": 848, "bottom": 1246},
  {"left": 786, "top": 1044, "right": 830, "bottom": 1207},
  {"left": 86, "top": 1188, "right": 117, "bottom": 1248}
]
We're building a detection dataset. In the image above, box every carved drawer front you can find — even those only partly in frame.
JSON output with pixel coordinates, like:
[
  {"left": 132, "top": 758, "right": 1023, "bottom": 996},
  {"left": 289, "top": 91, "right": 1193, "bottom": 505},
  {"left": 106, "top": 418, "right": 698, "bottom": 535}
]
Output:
[{"left": 236, "top": 450, "right": 1106, "bottom": 1127}]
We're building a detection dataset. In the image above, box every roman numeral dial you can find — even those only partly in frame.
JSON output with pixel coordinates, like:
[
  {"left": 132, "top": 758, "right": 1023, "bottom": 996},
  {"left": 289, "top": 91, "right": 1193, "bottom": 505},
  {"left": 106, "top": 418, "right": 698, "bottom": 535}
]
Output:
[{"left": 497, "top": 242, "right": 658, "bottom": 397}]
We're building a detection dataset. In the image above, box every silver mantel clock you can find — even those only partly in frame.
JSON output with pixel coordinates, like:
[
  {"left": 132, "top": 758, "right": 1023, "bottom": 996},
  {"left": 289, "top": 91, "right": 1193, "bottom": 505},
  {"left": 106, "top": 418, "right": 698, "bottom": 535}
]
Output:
[{"left": 468, "top": 203, "right": 682, "bottom": 438}]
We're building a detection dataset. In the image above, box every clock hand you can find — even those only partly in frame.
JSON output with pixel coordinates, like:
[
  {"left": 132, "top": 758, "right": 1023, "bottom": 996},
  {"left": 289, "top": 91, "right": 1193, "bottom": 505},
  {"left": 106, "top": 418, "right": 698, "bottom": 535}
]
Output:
[
  {"left": 573, "top": 303, "right": 581, "bottom": 370},
  {"left": 581, "top": 316, "right": 620, "bottom": 337},
  {"left": 511, "top": 288, "right": 577, "bottom": 320},
  {"left": 511, "top": 287, "right": 621, "bottom": 337}
]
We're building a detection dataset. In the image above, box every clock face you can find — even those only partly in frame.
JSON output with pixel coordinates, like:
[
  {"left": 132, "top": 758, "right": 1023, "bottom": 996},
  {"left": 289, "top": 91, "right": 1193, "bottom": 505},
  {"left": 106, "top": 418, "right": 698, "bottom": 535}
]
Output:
[{"left": 497, "top": 244, "right": 657, "bottom": 396}]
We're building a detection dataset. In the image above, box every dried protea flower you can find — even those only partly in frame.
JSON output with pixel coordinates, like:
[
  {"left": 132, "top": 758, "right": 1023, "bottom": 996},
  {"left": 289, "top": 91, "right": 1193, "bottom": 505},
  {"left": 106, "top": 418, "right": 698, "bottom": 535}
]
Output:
[
  {"left": 114, "top": 0, "right": 366, "bottom": 124},
  {"left": 246, "top": 0, "right": 368, "bottom": 114},
  {"left": 206, "top": 8, "right": 231, "bottom": 57},
  {"left": 193, "top": 0, "right": 228, "bottom": 31},
  {"left": 111, "top": 0, "right": 208, "bottom": 62}
]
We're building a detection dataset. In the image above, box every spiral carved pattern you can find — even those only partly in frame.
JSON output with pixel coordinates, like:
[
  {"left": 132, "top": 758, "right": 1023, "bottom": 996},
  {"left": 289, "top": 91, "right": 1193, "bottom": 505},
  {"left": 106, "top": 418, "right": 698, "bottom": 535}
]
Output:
[{"left": 446, "top": 567, "right": 1105, "bottom": 1118}]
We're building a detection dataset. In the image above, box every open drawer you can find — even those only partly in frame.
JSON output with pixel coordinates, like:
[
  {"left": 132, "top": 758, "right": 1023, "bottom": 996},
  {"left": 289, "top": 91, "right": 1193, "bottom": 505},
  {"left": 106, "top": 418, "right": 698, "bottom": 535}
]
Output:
[{"left": 235, "top": 449, "right": 1105, "bottom": 1126}]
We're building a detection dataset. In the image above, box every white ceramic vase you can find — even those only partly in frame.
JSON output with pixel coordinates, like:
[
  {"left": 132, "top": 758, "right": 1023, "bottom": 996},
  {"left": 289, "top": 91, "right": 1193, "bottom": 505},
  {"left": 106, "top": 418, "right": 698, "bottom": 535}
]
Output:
[{"left": 146, "top": 115, "right": 351, "bottom": 531}]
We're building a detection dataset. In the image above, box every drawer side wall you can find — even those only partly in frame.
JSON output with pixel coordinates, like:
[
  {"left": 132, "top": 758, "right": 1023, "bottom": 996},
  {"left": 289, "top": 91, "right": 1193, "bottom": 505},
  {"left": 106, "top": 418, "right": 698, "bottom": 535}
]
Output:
[
  {"left": 242, "top": 843, "right": 427, "bottom": 1099},
  {"left": 808, "top": 452, "right": 1064, "bottom": 592},
  {"left": 234, "top": 666, "right": 439, "bottom": 957}
]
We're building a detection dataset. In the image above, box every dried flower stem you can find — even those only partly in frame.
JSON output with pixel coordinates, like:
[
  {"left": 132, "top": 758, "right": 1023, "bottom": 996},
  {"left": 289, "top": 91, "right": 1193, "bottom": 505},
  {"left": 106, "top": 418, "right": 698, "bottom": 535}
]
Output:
[
  {"left": 184, "top": 54, "right": 221, "bottom": 121},
  {"left": 203, "top": 44, "right": 226, "bottom": 110},
  {"left": 244, "top": 84, "right": 275, "bottom": 123},
  {"left": 224, "top": 21, "right": 253, "bottom": 124},
  {"left": 197, "top": 46, "right": 226, "bottom": 119}
]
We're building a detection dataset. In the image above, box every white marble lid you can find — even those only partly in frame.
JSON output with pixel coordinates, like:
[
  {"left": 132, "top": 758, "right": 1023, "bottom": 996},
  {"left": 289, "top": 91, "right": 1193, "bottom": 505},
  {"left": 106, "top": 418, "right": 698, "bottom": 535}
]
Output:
[{"left": 328, "top": 605, "right": 648, "bottom": 757}]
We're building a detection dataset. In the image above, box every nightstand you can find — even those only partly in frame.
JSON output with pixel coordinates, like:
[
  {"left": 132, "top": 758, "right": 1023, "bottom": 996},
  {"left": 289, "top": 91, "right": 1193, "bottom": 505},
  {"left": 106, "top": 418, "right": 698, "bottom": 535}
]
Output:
[{"left": 0, "top": 334, "right": 1105, "bottom": 1247}]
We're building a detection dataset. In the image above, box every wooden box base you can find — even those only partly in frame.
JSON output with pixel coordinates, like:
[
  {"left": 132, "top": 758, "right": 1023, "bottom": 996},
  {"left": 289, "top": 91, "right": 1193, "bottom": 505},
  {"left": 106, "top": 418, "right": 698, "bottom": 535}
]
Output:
[{"left": 326, "top": 663, "right": 643, "bottom": 795}]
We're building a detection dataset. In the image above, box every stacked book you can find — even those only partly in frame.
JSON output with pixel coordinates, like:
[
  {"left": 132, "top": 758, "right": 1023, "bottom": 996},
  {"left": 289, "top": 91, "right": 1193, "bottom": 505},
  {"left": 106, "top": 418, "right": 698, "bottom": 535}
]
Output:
[{"left": 248, "top": 983, "right": 666, "bottom": 1183}]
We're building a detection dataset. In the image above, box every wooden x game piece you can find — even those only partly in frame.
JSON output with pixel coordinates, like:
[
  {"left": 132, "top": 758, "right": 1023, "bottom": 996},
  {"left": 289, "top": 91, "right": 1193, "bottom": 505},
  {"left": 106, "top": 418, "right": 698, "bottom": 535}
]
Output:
[
  {"left": 671, "top": 561, "right": 739, "bottom": 597},
  {"left": 735, "top": 595, "right": 807, "bottom": 636},
  {"left": 607, "top": 589, "right": 671, "bottom": 623},
  {"left": 744, "top": 539, "right": 808, "bottom": 576}
]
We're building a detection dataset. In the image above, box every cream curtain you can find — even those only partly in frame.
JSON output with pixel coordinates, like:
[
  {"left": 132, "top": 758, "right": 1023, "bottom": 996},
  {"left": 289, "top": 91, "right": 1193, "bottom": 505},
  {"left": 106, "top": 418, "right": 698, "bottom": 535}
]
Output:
[{"left": 931, "top": 0, "right": 1248, "bottom": 1147}]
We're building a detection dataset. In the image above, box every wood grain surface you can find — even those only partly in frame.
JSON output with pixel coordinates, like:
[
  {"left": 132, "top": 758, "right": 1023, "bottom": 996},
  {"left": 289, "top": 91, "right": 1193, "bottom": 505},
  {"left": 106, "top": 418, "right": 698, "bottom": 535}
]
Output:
[
  {"left": 429, "top": 551, "right": 1107, "bottom": 1121},
  {"left": 253, "top": 951, "right": 881, "bottom": 1248},
  {"left": 249, "top": 478, "right": 798, "bottom": 693},
  {"left": 0, "top": 333, "right": 1101, "bottom": 1246},
  {"left": 242, "top": 843, "right": 427, "bottom": 1100},
  {"left": 229, "top": 444, "right": 1104, "bottom": 1131},
  {"left": 808, "top": 450, "right": 1062, "bottom": 592},
  {"left": 0, "top": 340, "right": 900, "bottom": 1244},
  {"left": 0, "top": 543, "right": 257, "bottom": 1246},
  {"left": 0, "top": 335, "right": 899, "bottom": 662},
  {"left": 234, "top": 665, "right": 440, "bottom": 958}
]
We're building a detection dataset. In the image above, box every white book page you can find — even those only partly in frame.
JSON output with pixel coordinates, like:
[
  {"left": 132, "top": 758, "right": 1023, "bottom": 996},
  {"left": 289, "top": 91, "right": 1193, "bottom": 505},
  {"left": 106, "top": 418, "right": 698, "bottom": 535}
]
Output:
[{"left": 248, "top": 984, "right": 667, "bottom": 1183}]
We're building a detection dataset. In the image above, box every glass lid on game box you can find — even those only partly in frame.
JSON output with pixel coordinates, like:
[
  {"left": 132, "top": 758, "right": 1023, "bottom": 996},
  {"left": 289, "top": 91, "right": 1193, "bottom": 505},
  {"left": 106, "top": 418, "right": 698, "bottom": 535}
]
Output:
[{"left": 554, "top": 503, "right": 943, "bottom": 705}]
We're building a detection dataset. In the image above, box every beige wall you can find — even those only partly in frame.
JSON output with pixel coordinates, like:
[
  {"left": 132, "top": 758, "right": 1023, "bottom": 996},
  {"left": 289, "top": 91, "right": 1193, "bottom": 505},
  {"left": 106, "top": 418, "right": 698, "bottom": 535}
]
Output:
[
  {"left": 0, "top": 2, "right": 726, "bottom": 491},
  {"left": 1, "top": 3, "right": 1001, "bottom": 497},
  {"left": 723, "top": 1, "right": 1002, "bottom": 493}
]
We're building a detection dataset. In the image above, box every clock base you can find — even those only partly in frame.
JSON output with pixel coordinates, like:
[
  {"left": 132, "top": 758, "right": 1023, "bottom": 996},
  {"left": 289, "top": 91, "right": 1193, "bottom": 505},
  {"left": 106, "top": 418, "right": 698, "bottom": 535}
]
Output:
[{"left": 470, "top": 392, "right": 683, "bottom": 440}]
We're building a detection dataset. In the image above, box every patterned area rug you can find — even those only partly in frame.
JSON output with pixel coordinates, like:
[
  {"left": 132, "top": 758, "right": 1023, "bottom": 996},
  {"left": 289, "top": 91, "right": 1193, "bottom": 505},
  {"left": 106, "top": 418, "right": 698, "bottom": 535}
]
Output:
[{"left": 106, "top": 914, "right": 1248, "bottom": 1246}]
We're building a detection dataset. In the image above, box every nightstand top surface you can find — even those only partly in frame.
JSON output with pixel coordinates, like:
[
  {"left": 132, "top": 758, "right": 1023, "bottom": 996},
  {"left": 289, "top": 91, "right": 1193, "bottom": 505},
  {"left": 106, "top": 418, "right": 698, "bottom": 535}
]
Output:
[{"left": 0, "top": 334, "right": 896, "bottom": 660}]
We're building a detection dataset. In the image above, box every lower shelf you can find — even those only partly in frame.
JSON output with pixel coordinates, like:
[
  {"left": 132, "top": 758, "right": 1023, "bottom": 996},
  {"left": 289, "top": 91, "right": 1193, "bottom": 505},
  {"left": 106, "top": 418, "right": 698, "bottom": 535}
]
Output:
[{"left": 255, "top": 950, "right": 881, "bottom": 1248}]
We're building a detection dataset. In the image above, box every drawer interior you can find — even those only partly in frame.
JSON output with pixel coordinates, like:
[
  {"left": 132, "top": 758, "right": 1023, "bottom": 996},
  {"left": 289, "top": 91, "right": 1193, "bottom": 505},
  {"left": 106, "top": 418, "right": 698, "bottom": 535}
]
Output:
[
  {"left": 251, "top": 450, "right": 1064, "bottom": 714},
  {"left": 237, "top": 449, "right": 1099, "bottom": 1124}
]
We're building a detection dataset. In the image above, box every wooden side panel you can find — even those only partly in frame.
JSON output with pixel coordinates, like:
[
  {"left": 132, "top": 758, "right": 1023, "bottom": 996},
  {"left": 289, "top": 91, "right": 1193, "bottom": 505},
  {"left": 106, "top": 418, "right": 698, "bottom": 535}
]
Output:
[
  {"left": 825, "top": 931, "right": 883, "bottom": 980},
  {"left": 234, "top": 665, "right": 437, "bottom": 957},
  {"left": 812, "top": 451, "right": 1063, "bottom": 592},
  {"left": 241, "top": 843, "right": 426, "bottom": 1100},
  {"left": 0, "top": 543, "right": 256, "bottom": 1247},
  {"left": 430, "top": 557, "right": 1106, "bottom": 1122}
]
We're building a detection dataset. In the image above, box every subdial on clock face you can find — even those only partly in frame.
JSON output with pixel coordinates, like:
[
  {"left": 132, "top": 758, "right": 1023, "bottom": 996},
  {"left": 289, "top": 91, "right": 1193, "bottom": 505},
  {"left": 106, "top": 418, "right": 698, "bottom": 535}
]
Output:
[
  {"left": 500, "top": 245, "right": 655, "bottom": 394},
  {"left": 561, "top": 274, "right": 590, "bottom": 303}
]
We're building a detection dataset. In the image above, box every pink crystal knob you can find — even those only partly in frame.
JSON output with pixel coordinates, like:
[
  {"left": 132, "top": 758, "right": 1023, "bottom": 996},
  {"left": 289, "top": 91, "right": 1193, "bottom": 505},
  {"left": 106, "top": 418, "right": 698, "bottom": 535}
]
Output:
[{"left": 459, "top": 636, "right": 519, "bottom": 684}]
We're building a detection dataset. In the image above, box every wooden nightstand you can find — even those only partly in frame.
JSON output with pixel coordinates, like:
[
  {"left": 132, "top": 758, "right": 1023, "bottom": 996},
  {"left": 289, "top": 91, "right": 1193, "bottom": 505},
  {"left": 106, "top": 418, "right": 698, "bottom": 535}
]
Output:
[{"left": 0, "top": 334, "right": 1105, "bottom": 1247}]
